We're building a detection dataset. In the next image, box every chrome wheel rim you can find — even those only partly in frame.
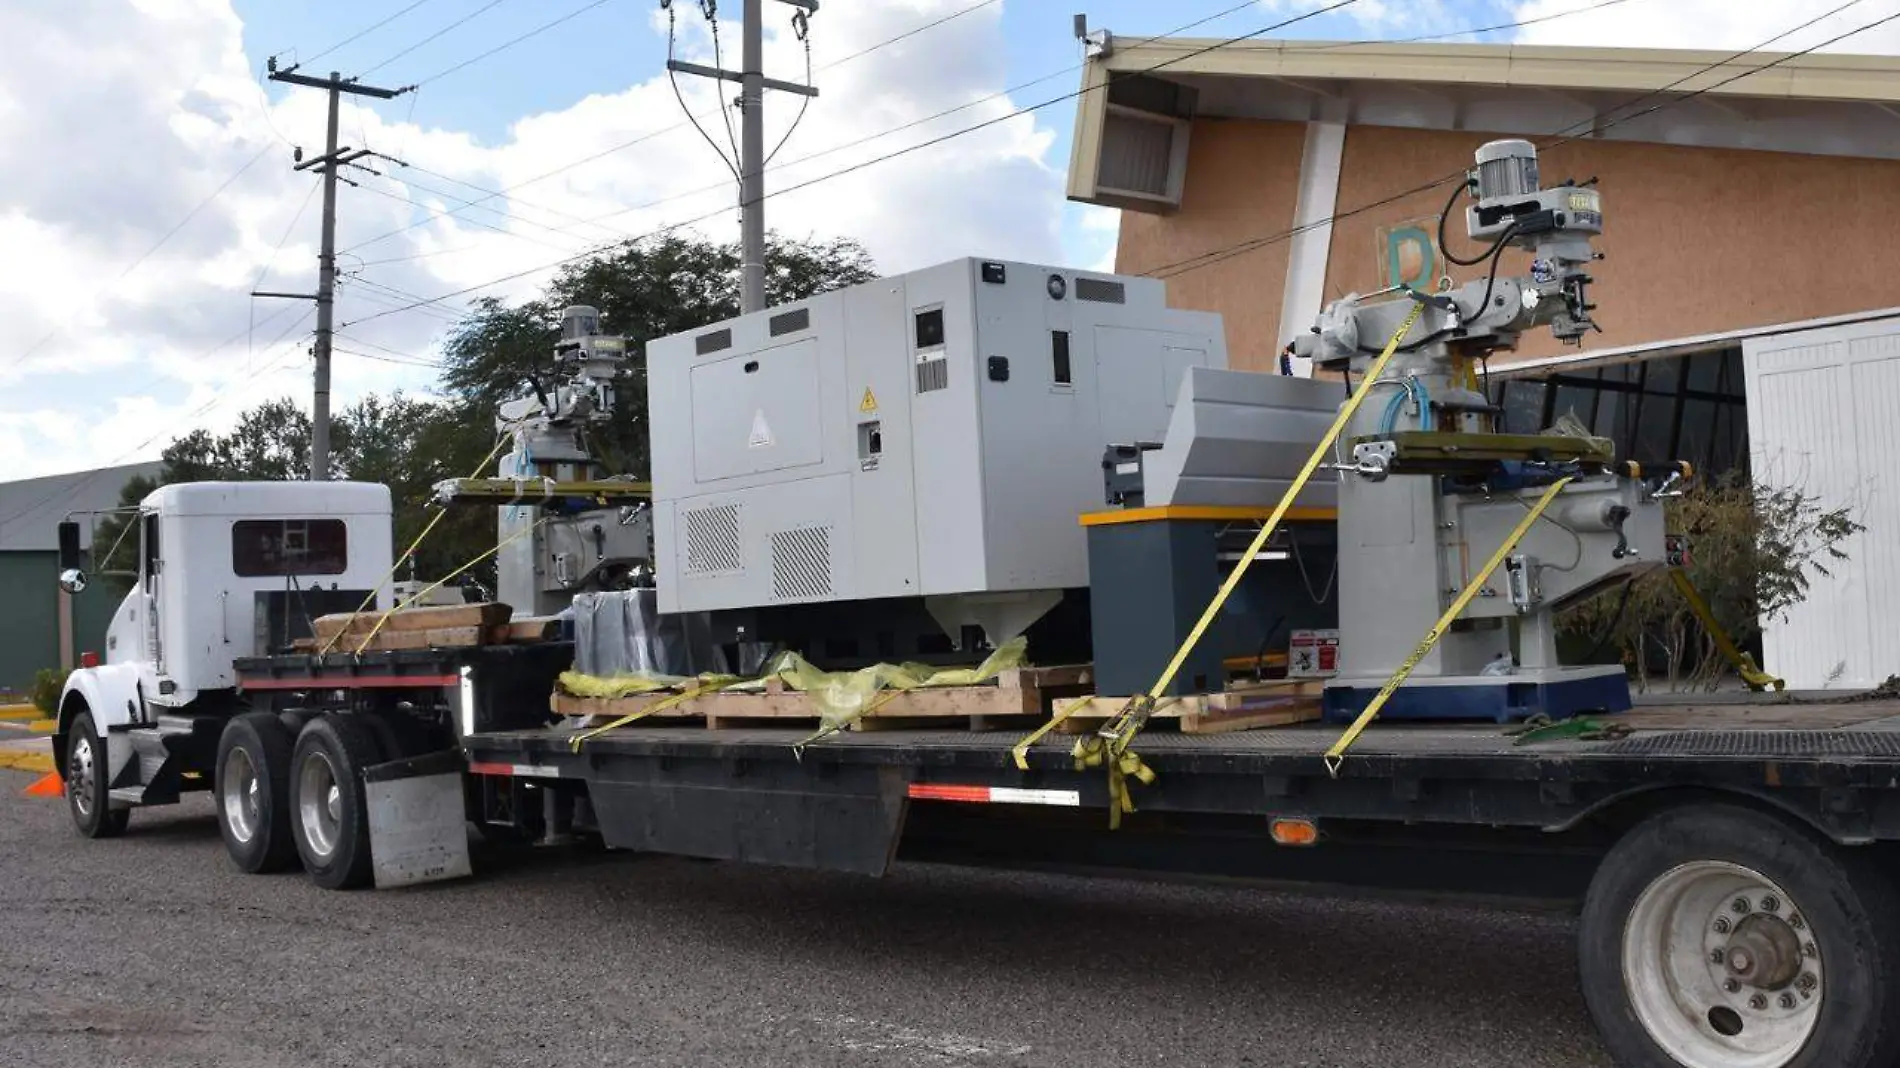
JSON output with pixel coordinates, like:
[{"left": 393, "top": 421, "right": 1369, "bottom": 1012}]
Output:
[
  {"left": 68, "top": 734, "right": 96, "bottom": 817},
  {"left": 1623, "top": 860, "right": 1822, "bottom": 1068},
  {"left": 297, "top": 749, "right": 342, "bottom": 860},
  {"left": 221, "top": 747, "right": 261, "bottom": 844}
]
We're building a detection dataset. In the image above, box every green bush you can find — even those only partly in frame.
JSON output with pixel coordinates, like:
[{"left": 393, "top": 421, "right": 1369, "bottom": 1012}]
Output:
[
  {"left": 30, "top": 667, "right": 68, "bottom": 720},
  {"left": 1559, "top": 472, "right": 1865, "bottom": 691}
]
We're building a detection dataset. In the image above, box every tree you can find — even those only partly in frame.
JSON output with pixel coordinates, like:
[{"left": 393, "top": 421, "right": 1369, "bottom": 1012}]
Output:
[{"left": 1559, "top": 472, "right": 1866, "bottom": 690}]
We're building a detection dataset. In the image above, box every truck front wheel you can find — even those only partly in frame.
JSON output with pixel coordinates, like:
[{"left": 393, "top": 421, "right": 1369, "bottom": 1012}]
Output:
[
  {"left": 288, "top": 714, "right": 384, "bottom": 890},
  {"left": 65, "top": 710, "right": 128, "bottom": 839},
  {"left": 1580, "top": 803, "right": 1900, "bottom": 1068},
  {"left": 215, "top": 712, "right": 298, "bottom": 873}
]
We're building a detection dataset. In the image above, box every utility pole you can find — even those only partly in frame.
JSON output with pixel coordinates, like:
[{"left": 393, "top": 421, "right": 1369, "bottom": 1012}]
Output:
[
  {"left": 667, "top": 0, "right": 818, "bottom": 313},
  {"left": 261, "top": 60, "right": 408, "bottom": 480}
]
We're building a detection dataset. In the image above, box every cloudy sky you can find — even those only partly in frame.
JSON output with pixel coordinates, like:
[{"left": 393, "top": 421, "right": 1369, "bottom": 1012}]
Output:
[{"left": 1, "top": 0, "right": 1895, "bottom": 484}]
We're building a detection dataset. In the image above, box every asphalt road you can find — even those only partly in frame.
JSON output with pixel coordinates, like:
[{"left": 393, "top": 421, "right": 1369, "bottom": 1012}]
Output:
[{"left": 0, "top": 778, "right": 1612, "bottom": 1068}]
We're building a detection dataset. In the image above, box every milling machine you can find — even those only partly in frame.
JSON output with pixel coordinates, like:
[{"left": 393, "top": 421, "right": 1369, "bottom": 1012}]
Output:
[
  {"left": 433, "top": 305, "right": 653, "bottom": 618},
  {"left": 1291, "top": 139, "right": 1681, "bottom": 721}
]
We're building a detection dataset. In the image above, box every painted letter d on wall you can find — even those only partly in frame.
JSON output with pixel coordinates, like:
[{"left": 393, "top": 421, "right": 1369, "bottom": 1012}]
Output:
[{"left": 1379, "top": 221, "right": 1438, "bottom": 290}]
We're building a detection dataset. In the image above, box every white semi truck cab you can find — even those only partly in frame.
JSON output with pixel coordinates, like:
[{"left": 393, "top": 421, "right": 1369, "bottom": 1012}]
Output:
[{"left": 54, "top": 482, "right": 395, "bottom": 850}]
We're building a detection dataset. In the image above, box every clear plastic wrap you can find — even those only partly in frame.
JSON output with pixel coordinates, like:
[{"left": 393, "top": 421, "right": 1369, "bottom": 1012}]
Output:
[{"left": 571, "top": 589, "right": 728, "bottom": 679}]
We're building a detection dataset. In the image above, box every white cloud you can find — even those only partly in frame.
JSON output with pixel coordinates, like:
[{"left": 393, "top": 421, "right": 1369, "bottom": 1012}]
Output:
[{"left": 0, "top": 0, "right": 1067, "bottom": 480}]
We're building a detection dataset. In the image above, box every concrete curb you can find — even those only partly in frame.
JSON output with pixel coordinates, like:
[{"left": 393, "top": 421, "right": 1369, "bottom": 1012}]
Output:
[{"left": 0, "top": 750, "right": 56, "bottom": 775}]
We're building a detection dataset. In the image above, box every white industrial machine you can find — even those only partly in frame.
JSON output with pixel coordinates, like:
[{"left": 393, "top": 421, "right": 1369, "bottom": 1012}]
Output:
[
  {"left": 646, "top": 257, "right": 1227, "bottom": 662},
  {"left": 1290, "top": 138, "right": 1676, "bottom": 720}
]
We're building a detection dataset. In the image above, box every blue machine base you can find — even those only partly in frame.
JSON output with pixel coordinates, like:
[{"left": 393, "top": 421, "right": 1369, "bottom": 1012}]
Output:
[{"left": 1322, "top": 673, "right": 1634, "bottom": 724}]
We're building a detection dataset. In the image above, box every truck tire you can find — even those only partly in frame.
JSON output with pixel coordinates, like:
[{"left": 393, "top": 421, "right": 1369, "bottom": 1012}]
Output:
[
  {"left": 1580, "top": 803, "right": 1900, "bottom": 1068},
  {"left": 214, "top": 712, "right": 298, "bottom": 873},
  {"left": 288, "top": 714, "right": 385, "bottom": 890},
  {"left": 65, "top": 710, "right": 128, "bottom": 839}
]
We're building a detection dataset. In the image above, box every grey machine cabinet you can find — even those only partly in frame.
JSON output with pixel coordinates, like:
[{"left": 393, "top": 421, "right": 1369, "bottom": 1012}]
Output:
[{"left": 646, "top": 257, "right": 1229, "bottom": 662}]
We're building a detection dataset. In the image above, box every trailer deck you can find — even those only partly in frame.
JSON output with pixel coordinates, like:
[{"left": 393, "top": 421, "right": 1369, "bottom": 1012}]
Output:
[{"left": 458, "top": 699, "right": 1900, "bottom": 875}]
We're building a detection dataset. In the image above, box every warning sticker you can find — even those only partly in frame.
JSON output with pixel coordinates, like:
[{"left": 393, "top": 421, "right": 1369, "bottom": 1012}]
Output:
[
  {"left": 748, "top": 409, "right": 774, "bottom": 449},
  {"left": 1288, "top": 629, "right": 1340, "bottom": 678},
  {"left": 860, "top": 387, "right": 878, "bottom": 414}
]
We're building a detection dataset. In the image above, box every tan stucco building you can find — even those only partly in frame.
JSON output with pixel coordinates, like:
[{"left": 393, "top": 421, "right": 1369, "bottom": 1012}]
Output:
[{"left": 1065, "top": 36, "right": 1900, "bottom": 689}]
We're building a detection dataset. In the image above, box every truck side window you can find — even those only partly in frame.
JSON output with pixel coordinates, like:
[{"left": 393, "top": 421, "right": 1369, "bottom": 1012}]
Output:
[
  {"left": 141, "top": 514, "right": 159, "bottom": 592},
  {"left": 232, "top": 519, "right": 348, "bottom": 577},
  {"left": 1051, "top": 330, "right": 1072, "bottom": 385}
]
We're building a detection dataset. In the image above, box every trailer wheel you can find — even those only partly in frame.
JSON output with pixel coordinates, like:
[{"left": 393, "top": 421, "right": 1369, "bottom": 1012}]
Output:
[
  {"left": 1580, "top": 804, "right": 1900, "bottom": 1068},
  {"left": 65, "top": 710, "right": 128, "bottom": 839},
  {"left": 214, "top": 713, "right": 298, "bottom": 873},
  {"left": 289, "top": 714, "right": 385, "bottom": 890}
]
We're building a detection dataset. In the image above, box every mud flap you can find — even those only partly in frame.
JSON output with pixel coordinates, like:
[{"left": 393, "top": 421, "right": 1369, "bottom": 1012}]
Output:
[
  {"left": 585, "top": 758, "right": 909, "bottom": 875},
  {"left": 363, "top": 750, "right": 473, "bottom": 889}
]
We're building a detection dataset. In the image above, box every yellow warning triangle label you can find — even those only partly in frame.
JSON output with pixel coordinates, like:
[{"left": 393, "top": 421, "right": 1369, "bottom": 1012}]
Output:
[{"left": 860, "top": 387, "right": 878, "bottom": 413}]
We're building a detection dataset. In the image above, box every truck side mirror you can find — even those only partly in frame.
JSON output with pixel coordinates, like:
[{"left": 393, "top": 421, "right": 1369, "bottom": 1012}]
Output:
[{"left": 57, "top": 520, "right": 81, "bottom": 573}]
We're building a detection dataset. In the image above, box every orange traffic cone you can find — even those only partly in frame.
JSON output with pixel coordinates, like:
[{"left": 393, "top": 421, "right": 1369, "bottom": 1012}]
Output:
[{"left": 23, "top": 771, "right": 62, "bottom": 798}]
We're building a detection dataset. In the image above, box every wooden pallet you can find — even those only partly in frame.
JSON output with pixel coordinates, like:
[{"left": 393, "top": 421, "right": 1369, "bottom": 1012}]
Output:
[
  {"left": 550, "top": 664, "right": 1094, "bottom": 731},
  {"left": 1050, "top": 679, "right": 1322, "bottom": 735}
]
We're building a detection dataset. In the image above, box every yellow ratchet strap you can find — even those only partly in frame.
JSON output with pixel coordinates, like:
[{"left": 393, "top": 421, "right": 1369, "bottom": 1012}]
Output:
[
  {"left": 568, "top": 677, "right": 743, "bottom": 751},
  {"left": 1667, "top": 567, "right": 1784, "bottom": 692},
  {"left": 1011, "top": 300, "right": 1428, "bottom": 822},
  {"left": 1322, "top": 475, "right": 1575, "bottom": 777},
  {"left": 318, "top": 434, "right": 512, "bottom": 656}
]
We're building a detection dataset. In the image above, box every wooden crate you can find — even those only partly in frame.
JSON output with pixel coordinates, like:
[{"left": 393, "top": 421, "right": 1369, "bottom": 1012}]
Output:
[
  {"left": 550, "top": 663, "right": 1094, "bottom": 731},
  {"left": 313, "top": 603, "right": 512, "bottom": 642},
  {"left": 1050, "top": 679, "right": 1322, "bottom": 735}
]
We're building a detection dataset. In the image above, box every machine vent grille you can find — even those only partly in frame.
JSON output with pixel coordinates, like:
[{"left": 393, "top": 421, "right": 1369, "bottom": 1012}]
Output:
[
  {"left": 916, "top": 357, "right": 949, "bottom": 393},
  {"left": 770, "top": 526, "right": 833, "bottom": 600},
  {"left": 684, "top": 504, "right": 743, "bottom": 574},
  {"left": 768, "top": 308, "right": 810, "bottom": 336},
  {"left": 1074, "top": 278, "right": 1126, "bottom": 304},
  {"left": 695, "top": 328, "right": 733, "bottom": 355}
]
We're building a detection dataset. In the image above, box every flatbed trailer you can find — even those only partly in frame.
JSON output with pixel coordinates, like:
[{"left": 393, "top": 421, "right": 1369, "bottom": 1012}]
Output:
[{"left": 69, "top": 647, "right": 1879, "bottom": 1067}]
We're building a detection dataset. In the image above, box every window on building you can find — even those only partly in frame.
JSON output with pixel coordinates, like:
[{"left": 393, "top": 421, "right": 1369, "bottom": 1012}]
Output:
[
  {"left": 232, "top": 519, "right": 348, "bottom": 577},
  {"left": 1495, "top": 347, "right": 1750, "bottom": 479}
]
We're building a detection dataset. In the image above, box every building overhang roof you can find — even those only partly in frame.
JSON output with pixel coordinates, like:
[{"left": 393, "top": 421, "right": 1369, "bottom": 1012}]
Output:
[{"left": 1069, "top": 37, "right": 1900, "bottom": 212}]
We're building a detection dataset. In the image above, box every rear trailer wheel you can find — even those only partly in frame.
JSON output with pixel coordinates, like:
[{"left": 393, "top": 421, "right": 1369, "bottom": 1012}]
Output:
[
  {"left": 215, "top": 712, "right": 298, "bottom": 873},
  {"left": 1580, "top": 804, "right": 1900, "bottom": 1068},
  {"left": 65, "top": 711, "right": 128, "bottom": 839},
  {"left": 289, "top": 715, "right": 385, "bottom": 890}
]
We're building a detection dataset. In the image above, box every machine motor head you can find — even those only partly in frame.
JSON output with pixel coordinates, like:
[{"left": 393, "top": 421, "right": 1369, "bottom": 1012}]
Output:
[{"left": 1466, "top": 139, "right": 1601, "bottom": 245}]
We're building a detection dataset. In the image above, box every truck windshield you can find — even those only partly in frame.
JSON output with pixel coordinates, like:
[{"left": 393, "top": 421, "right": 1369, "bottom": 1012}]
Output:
[{"left": 232, "top": 519, "right": 348, "bottom": 577}]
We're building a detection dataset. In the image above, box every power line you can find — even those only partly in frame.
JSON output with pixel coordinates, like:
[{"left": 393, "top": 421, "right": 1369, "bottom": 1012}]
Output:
[
  {"left": 335, "top": 0, "right": 1036, "bottom": 259},
  {"left": 336, "top": 0, "right": 1270, "bottom": 270},
  {"left": 0, "top": 310, "right": 317, "bottom": 533},
  {"left": 3, "top": 142, "right": 275, "bottom": 372},
  {"left": 412, "top": 0, "right": 616, "bottom": 86},
  {"left": 349, "top": 173, "right": 590, "bottom": 255},
  {"left": 339, "top": 0, "right": 1360, "bottom": 328},
  {"left": 357, "top": 0, "right": 516, "bottom": 79},
  {"left": 1283, "top": 0, "right": 1635, "bottom": 50},
  {"left": 1141, "top": 0, "right": 1884, "bottom": 283},
  {"left": 250, "top": 177, "right": 322, "bottom": 360},
  {"left": 292, "top": 0, "right": 438, "bottom": 69}
]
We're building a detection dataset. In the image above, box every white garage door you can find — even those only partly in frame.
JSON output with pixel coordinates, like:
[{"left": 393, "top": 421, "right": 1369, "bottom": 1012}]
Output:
[{"left": 1744, "top": 320, "right": 1900, "bottom": 690}]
